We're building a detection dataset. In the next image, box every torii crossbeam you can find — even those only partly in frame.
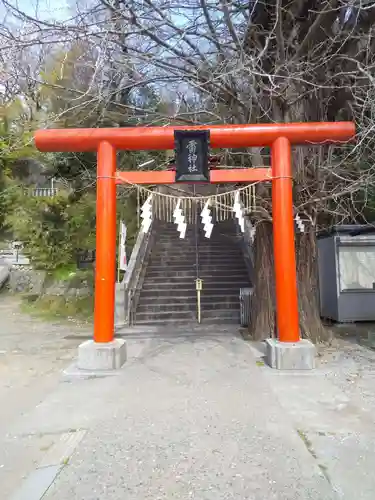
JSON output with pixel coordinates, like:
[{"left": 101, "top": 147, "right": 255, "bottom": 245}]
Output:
[{"left": 35, "top": 122, "right": 355, "bottom": 349}]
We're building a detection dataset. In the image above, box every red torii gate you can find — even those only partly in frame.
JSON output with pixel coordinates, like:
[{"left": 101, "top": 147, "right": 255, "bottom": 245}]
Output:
[{"left": 34, "top": 122, "right": 355, "bottom": 349}]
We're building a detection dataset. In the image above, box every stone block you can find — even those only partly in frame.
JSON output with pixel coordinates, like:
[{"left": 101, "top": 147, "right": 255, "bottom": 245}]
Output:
[
  {"left": 77, "top": 339, "right": 127, "bottom": 371},
  {"left": 0, "top": 264, "right": 10, "bottom": 289},
  {"left": 9, "top": 269, "right": 46, "bottom": 294},
  {"left": 115, "top": 282, "right": 126, "bottom": 326},
  {"left": 265, "top": 338, "right": 316, "bottom": 370}
]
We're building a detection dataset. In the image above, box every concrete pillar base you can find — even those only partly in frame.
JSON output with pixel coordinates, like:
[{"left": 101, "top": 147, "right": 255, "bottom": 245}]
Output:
[
  {"left": 77, "top": 339, "right": 127, "bottom": 371},
  {"left": 265, "top": 338, "right": 316, "bottom": 370}
]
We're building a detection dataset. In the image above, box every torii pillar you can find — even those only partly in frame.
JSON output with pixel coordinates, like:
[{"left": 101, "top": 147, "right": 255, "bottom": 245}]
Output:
[{"left": 35, "top": 121, "right": 355, "bottom": 371}]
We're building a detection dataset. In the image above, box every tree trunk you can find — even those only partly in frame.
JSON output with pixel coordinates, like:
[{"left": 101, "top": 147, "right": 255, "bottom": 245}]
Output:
[
  {"left": 249, "top": 221, "right": 276, "bottom": 340},
  {"left": 249, "top": 223, "right": 328, "bottom": 343},
  {"left": 296, "top": 230, "right": 328, "bottom": 343}
]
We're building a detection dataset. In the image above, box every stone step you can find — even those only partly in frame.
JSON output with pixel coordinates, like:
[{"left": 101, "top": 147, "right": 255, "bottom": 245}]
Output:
[
  {"left": 148, "top": 254, "right": 245, "bottom": 264},
  {"left": 146, "top": 267, "right": 248, "bottom": 275},
  {"left": 135, "top": 308, "right": 240, "bottom": 323},
  {"left": 148, "top": 253, "right": 245, "bottom": 262},
  {"left": 154, "top": 236, "right": 240, "bottom": 243},
  {"left": 152, "top": 245, "right": 241, "bottom": 253},
  {"left": 146, "top": 264, "right": 246, "bottom": 272},
  {"left": 145, "top": 265, "right": 247, "bottom": 275},
  {"left": 155, "top": 239, "right": 240, "bottom": 244},
  {"left": 157, "top": 223, "right": 238, "bottom": 229},
  {"left": 150, "top": 250, "right": 243, "bottom": 256},
  {"left": 135, "top": 310, "right": 196, "bottom": 322},
  {"left": 154, "top": 232, "right": 240, "bottom": 239},
  {"left": 157, "top": 224, "right": 238, "bottom": 231},
  {"left": 151, "top": 245, "right": 243, "bottom": 252},
  {"left": 146, "top": 265, "right": 247, "bottom": 273},
  {"left": 200, "top": 308, "right": 240, "bottom": 319},
  {"left": 139, "top": 287, "right": 248, "bottom": 297},
  {"left": 150, "top": 253, "right": 245, "bottom": 262},
  {"left": 156, "top": 224, "right": 238, "bottom": 232},
  {"left": 133, "top": 317, "right": 240, "bottom": 326},
  {"left": 143, "top": 279, "right": 247, "bottom": 287},
  {"left": 144, "top": 271, "right": 248, "bottom": 281},
  {"left": 133, "top": 318, "right": 193, "bottom": 326},
  {"left": 136, "top": 299, "right": 240, "bottom": 313},
  {"left": 148, "top": 257, "right": 247, "bottom": 264},
  {"left": 143, "top": 281, "right": 246, "bottom": 290},
  {"left": 137, "top": 296, "right": 241, "bottom": 307},
  {"left": 154, "top": 234, "right": 240, "bottom": 241},
  {"left": 137, "top": 279, "right": 249, "bottom": 292},
  {"left": 134, "top": 317, "right": 240, "bottom": 326},
  {"left": 154, "top": 234, "right": 239, "bottom": 239},
  {"left": 143, "top": 281, "right": 248, "bottom": 289},
  {"left": 134, "top": 312, "right": 240, "bottom": 326}
]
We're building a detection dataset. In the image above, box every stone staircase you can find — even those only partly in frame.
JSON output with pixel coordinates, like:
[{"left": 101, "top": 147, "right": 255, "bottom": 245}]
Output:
[{"left": 134, "top": 219, "right": 251, "bottom": 325}]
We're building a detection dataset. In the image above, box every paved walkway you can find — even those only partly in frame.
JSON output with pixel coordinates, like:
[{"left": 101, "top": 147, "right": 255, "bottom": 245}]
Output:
[
  {"left": 0, "top": 296, "right": 88, "bottom": 499},
  {"left": 2, "top": 298, "right": 375, "bottom": 499}
]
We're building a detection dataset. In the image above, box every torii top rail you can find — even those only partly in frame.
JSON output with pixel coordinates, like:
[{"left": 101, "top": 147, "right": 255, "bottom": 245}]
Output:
[{"left": 34, "top": 122, "right": 355, "bottom": 344}]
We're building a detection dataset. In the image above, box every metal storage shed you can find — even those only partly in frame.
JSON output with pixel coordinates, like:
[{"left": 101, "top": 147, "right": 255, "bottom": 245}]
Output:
[{"left": 318, "top": 225, "right": 375, "bottom": 322}]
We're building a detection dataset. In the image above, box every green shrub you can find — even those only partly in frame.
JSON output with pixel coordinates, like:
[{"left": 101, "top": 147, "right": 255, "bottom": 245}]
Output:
[{"left": 6, "top": 191, "right": 96, "bottom": 270}]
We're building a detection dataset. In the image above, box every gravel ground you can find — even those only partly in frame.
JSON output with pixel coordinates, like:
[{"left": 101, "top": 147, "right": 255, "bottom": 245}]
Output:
[{"left": 257, "top": 331, "right": 375, "bottom": 500}]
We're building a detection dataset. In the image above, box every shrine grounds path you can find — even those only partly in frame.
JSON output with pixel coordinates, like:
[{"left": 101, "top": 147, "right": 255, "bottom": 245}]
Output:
[{"left": 1, "top": 294, "right": 375, "bottom": 499}]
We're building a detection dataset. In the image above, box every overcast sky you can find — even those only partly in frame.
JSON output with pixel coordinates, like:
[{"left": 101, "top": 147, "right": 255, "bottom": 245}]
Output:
[{"left": 2, "top": 0, "right": 70, "bottom": 22}]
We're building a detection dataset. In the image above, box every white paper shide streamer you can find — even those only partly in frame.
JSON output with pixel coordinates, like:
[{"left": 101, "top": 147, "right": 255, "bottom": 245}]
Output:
[
  {"left": 173, "top": 198, "right": 187, "bottom": 239},
  {"left": 294, "top": 214, "right": 305, "bottom": 234},
  {"left": 140, "top": 194, "right": 153, "bottom": 233},
  {"left": 233, "top": 191, "right": 245, "bottom": 233},
  {"left": 249, "top": 222, "right": 256, "bottom": 243},
  {"left": 201, "top": 198, "right": 213, "bottom": 238},
  {"left": 119, "top": 221, "right": 127, "bottom": 270}
]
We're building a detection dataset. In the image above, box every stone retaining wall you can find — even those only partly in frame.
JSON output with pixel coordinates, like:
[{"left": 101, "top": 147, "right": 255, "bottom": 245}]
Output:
[{"left": 8, "top": 268, "right": 93, "bottom": 298}]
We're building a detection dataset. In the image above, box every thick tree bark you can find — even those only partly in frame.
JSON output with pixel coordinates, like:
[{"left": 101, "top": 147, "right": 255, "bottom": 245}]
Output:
[
  {"left": 249, "top": 223, "right": 328, "bottom": 343},
  {"left": 248, "top": 81, "right": 329, "bottom": 344},
  {"left": 249, "top": 221, "right": 276, "bottom": 340},
  {"left": 296, "top": 230, "right": 328, "bottom": 343}
]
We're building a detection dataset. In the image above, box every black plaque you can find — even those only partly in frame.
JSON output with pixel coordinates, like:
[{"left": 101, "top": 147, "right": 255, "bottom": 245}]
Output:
[
  {"left": 174, "top": 130, "right": 210, "bottom": 183},
  {"left": 77, "top": 249, "right": 96, "bottom": 269}
]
